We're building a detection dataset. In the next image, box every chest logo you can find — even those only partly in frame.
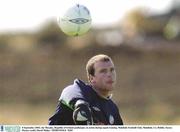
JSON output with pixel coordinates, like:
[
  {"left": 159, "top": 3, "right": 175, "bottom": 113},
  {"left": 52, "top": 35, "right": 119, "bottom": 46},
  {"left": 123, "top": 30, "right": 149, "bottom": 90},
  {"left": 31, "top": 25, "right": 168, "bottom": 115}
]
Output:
[{"left": 109, "top": 114, "right": 114, "bottom": 124}]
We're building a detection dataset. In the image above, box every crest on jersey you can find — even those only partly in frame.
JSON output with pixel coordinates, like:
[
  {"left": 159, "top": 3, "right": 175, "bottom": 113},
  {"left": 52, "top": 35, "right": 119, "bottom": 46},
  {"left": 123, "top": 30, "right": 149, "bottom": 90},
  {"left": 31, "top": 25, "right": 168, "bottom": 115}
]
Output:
[{"left": 109, "top": 114, "right": 114, "bottom": 124}]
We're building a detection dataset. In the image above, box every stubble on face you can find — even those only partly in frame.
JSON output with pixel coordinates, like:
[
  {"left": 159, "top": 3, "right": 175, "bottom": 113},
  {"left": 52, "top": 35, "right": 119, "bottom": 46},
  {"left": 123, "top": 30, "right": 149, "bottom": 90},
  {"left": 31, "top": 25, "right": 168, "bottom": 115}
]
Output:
[{"left": 91, "top": 60, "right": 116, "bottom": 97}]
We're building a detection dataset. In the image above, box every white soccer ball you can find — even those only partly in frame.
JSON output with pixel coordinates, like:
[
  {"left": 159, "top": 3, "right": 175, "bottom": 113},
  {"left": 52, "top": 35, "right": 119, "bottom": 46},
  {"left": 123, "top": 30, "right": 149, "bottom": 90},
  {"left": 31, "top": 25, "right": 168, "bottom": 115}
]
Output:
[{"left": 58, "top": 4, "right": 92, "bottom": 36}]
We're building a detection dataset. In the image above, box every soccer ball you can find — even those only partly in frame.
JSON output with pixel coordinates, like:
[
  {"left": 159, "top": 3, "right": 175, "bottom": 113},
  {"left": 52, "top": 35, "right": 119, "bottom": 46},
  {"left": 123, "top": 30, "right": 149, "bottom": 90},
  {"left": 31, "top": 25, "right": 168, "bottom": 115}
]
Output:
[{"left": 58, "top": 4, "right": 92, "bottom": 36}]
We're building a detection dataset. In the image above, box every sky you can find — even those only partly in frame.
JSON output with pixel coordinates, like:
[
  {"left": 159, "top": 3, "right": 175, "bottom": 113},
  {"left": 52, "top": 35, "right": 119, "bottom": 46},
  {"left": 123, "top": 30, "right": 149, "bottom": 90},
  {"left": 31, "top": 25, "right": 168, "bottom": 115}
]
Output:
[{"left": 0, "top": 0, "right": 173, "bottom": 32}]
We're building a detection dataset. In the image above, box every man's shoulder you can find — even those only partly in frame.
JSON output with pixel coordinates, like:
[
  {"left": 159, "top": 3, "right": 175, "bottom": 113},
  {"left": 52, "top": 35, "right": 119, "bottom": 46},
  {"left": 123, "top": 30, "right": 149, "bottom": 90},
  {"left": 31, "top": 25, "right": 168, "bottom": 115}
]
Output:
[
  {"left": 61, "top": 80, "right": 80, "bottom": 95},
  {"left": 59, "top": 79, "right": 89, "bottom": 106},
  {"left": 60, "top": 79, "right": 81, "bottom": 98}
]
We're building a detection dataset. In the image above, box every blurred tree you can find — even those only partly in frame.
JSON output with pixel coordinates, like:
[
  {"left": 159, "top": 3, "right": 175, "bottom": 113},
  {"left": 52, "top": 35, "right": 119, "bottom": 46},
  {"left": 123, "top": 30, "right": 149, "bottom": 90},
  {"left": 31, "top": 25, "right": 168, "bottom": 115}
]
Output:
[
  {"left": 36, "top": 21, "right": 67, "bottom": 48},
  {"left": 122, "top": 8, "right": 166, "bottom": 39},
  {"left": 163, "top": 0, "right": 180, "bottom": 40},
  {"left": 0, "top": 34, "right": 11, "bottom": 50},
  {"left": 164, "top": 16, "right": 180, "bottom": 40},
  {"left": 122, "top": 2, "right": 180, "bottom": 41}
]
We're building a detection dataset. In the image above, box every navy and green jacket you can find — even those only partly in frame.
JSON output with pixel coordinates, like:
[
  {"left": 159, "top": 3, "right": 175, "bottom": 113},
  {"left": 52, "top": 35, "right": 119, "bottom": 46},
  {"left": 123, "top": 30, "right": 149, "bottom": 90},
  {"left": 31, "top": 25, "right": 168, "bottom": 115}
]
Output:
[{"left": 48, "top": 79, "right": 123, "bottom": 125}]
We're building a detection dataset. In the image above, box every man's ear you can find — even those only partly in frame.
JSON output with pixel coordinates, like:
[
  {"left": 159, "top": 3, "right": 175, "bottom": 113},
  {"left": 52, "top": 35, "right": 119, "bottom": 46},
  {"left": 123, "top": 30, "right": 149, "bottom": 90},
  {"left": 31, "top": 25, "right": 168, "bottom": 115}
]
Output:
[{"left": 89, "top": 74, "right": 95, "bottom": 83}]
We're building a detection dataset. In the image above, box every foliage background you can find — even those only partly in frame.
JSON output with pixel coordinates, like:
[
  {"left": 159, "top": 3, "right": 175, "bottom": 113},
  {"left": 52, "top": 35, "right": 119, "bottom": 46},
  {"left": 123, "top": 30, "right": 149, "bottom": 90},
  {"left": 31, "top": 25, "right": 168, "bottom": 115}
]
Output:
[{"left": 0, "top": 5, "right": 180, "bottom": 124}]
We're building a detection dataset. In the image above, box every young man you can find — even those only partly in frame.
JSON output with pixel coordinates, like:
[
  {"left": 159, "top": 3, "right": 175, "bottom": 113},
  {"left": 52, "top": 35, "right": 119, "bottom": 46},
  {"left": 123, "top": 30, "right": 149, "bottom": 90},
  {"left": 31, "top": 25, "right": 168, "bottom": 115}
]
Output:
[{"left": 48, "top": 54, "right": 123, "bottom": 125}]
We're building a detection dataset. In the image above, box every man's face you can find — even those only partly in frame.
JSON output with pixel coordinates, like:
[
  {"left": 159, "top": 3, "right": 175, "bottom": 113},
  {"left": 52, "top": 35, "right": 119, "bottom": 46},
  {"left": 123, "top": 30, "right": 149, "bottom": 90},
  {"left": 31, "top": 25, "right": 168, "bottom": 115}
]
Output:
[{"left": 90, "top": 60, "right": 116, "bottom": 93}]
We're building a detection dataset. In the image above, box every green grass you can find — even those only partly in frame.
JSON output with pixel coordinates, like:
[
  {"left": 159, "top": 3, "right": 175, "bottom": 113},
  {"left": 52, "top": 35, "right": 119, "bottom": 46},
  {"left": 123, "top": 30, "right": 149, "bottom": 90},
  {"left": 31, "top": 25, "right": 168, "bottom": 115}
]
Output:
[
  {"left": 0, "top": 103, "right": 55, "bottom": 125},
  {"left": 0, "top": 102, "right": 180, "bottom": 125}
]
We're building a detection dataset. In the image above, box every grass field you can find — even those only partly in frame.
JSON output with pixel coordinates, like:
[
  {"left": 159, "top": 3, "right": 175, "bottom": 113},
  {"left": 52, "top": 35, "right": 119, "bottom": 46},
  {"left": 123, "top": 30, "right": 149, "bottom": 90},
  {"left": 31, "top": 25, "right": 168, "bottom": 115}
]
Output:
[
  {"left": 0, "top": 103, "right": 54, "bottom": 125},
  {"left": 0, "top": 102, "right": 180, "bottom": 125},
  {"left": 0, "top": 39, "right": 180, "bottom": 125}
]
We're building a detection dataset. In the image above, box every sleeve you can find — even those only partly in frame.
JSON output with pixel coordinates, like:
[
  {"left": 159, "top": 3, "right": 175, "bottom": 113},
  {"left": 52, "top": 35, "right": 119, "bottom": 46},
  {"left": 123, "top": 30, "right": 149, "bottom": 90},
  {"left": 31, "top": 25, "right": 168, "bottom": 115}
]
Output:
[
  {"left": 59, "top": 84, "right": 85, "bottom": 109},
  {"left": 49, "top": 83, "right": 85, "bottom": 125},
  {"left": 60, "top": 84, "right": 94, "bottom": 125},
  {"left": 49, "top": 80, "right": 94, "bottom": 125}
]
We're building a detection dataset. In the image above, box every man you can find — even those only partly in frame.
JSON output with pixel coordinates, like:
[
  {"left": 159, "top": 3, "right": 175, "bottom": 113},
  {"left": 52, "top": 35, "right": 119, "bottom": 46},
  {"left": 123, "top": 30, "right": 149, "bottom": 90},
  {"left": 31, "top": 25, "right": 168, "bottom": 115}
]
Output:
[{"left": 48, "top": 54, "right": 123, "bottom": 125}]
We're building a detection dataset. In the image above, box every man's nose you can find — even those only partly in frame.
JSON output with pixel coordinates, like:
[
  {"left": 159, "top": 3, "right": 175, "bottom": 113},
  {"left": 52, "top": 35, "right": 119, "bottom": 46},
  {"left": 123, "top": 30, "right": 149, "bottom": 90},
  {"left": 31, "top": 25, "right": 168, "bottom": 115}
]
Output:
[{"left": 107, "top": 71, "right": 113, "bottom": 77}]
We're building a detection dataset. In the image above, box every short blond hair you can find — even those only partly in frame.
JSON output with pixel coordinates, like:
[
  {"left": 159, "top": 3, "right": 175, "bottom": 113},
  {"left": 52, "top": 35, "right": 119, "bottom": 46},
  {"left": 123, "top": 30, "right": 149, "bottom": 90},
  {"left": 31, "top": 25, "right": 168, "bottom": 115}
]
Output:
[{"left": 86, "top": 54, "right": 112, "bottom": 81}]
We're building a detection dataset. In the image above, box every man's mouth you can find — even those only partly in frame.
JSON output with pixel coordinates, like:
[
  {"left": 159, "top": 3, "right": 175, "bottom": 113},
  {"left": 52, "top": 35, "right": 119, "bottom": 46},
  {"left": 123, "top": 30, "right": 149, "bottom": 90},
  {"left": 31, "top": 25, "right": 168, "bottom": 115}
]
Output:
[{"left": 106, "top": 80, "right": 114, "bottom": 84}]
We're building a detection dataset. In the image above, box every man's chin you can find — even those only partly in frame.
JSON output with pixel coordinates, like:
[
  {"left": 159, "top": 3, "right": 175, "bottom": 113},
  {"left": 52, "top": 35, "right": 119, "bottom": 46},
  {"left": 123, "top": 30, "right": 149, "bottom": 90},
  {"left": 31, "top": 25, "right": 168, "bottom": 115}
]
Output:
[{"left": 106, "top": 85, "right": 114, "bottom": 91}]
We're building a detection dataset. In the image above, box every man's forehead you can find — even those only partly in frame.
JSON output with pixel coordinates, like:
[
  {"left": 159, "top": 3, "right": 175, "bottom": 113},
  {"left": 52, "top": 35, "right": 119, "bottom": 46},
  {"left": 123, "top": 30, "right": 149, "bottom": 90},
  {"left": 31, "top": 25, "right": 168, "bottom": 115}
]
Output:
[{"left": 94, "top": 60, "right": 114, "bottom": 68}]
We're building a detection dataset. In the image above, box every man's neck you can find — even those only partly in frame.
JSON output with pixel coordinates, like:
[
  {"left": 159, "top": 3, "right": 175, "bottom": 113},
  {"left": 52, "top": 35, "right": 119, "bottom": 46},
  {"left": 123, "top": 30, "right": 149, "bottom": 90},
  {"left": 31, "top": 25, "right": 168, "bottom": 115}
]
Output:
[{"left": 90, "top": 85, "right": 111, "bottom": 99}]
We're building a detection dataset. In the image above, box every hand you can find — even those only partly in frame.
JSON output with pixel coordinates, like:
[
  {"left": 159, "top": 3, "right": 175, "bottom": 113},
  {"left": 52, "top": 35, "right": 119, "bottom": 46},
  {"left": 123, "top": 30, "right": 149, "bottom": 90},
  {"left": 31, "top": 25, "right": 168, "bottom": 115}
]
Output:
[{"left": 73, "top": 100, "right": 93, "bottom": 125}]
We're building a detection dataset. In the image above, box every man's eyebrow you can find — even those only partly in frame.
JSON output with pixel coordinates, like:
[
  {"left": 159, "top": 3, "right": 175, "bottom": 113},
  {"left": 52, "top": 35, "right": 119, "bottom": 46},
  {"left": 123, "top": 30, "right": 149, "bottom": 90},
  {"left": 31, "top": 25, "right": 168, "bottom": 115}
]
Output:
[{"left": 99, "top": 68, "right": 107, "bottom": 71}]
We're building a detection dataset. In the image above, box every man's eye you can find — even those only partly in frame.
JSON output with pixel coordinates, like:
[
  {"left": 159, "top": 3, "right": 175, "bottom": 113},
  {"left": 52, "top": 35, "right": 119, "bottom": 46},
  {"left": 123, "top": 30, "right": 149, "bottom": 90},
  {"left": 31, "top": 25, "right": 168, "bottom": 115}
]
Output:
[
  {"left": 111, "top": 68, "right": 115, "bottom": 72},
  {"left": 100, "top": 69, "right": 107, "bottom": 73}
]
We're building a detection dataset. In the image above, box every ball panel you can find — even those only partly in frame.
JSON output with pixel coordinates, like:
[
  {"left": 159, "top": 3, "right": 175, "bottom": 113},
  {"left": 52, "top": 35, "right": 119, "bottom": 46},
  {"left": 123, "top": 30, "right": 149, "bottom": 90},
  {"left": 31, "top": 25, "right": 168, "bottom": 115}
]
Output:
[
  {"left": 58, "top": 4, "right": 91, "bottom": 36},
  {"left": 60, "top": 19, "right": 79, "bottom": 36}
]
